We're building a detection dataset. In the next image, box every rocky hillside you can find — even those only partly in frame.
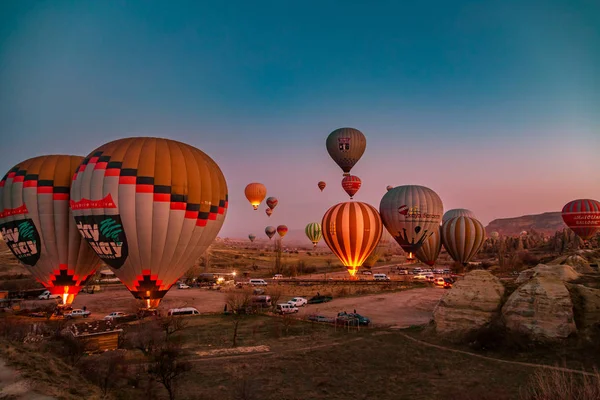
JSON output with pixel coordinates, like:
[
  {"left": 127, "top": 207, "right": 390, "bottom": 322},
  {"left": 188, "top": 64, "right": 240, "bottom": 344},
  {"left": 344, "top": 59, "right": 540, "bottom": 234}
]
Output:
[{"left": 485, "top": 212, "right": 565, "bottom": 236}]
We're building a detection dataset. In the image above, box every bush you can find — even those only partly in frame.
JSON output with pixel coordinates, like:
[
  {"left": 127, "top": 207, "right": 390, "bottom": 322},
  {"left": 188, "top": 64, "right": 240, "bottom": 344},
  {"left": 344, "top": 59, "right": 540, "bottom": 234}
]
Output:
[
  {"left": 465, "top": 320, "right": 533, "bottom": 353},
  {"left": 522, "top": 367, "right": 600, "bottom": 400}
]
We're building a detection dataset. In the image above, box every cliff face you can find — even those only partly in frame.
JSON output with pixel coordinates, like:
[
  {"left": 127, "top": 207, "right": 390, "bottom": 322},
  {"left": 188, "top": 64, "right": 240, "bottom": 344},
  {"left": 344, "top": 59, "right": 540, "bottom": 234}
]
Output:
[{"left": 485, "top": 212, "right": 564, "bottom": 236}]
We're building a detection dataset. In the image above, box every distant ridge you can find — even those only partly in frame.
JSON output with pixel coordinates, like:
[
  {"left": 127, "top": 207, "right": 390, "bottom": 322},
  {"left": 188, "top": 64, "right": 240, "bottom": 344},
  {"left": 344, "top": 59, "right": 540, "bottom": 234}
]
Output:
[{"left": 485, "top": 211, "right": 565, "bottom": 236}]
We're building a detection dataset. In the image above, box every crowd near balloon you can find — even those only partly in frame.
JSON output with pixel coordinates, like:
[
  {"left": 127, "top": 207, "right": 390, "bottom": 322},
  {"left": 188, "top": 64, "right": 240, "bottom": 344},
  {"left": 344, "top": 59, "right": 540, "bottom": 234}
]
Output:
[{"left": 0, "top": 129, "right": 598, "bottom": 309}]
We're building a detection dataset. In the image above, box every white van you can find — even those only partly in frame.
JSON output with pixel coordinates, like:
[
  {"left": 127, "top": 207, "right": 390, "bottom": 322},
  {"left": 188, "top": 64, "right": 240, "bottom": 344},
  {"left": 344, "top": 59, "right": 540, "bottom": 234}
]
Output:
[
  {"left": 167, "top": 307, "right": 200, "bottom": 316},
  {"left": 373, "top": 273, "right": 390, "bottom": 281},
  {"left": 276, "top": 303, "right": 298, "bottom": 314},
  {"left": 249, "top": 279, "right": 267, "bottom": 286}
]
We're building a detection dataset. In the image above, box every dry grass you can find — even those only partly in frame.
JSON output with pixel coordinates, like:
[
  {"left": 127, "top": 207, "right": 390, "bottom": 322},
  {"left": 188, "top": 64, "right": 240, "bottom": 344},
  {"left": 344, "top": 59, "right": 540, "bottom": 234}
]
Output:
[{"left": 522, "top": 368, "right": 600, "bottom": 400}]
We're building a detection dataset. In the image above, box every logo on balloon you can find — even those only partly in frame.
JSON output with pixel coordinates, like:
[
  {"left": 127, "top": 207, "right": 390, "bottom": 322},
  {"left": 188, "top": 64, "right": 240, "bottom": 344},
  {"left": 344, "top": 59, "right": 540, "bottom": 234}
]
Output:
[
  {"left": 398, "top": 205, "right": 440, "bottom": 220},
  {"left": 0, "top": 218, "right": 41, "bottom": 267},
  {"left": 338, "top": 137, "right": 351, "bottom": 152},
  {"left": 75, "top": 216, "right": 129, "bottom": 269}
]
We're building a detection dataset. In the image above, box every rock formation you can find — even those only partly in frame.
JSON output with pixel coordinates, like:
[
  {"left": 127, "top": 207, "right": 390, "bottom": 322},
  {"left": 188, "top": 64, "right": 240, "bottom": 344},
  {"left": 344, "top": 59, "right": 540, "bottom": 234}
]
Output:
[
  {"left": 515, "top": 264, "right": 580, "bottom": 284},
  {"left": 433, "top": 270, "right": 505, "bottom": 338},
  {"left": 502, "top": 277, "right": 576, "bottom": 339}
]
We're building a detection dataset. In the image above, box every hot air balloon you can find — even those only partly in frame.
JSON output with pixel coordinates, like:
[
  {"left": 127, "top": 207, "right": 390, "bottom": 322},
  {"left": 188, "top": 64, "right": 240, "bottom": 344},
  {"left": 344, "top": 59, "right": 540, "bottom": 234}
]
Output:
[
  {"left": 341, "top": 175, "right": 361, "bottom": 199},
  {"left": 322, "top": 202, "right": 383, "bottom": 277},
  {"left": 318, "top": 181, "right": 326, "bottom": 192},
  {"left": 380, "top": 185, "right": 444, "bottom": 254},
  {"left": 326, "top": 128, "right": 366, "bottom": 176},
  {"left": 442, "top": 209, "right": 476, "bottom": 223},
  {"left": 277, "top": 225, "right": 288, "bottom": 238},
  {"left": 305, "top": 222, "right": 322, "bottom": 248},
  {"left": 441, "top": 216, "right": 486, "bottom": 266},
  {"left": 0, "top": 155, "right": 101, "bottom": 305},
  {"left": 490, "top": 231, "right": 500, "bottom": 239},
  {"left": 70, "top": 137, "right": 228, "bottom": 308},
  {"left": 265, "top": 226, "right": 276, "bottom": 239},
  {"left": 248, "top": 234, "right": 256, "bottom": 243},
  {"left": 266, "top": 197, "right": 278, "bottom": 210},
  {"left": 415, "top": 226, "right": 442, "bottom": 266},
  {"left": 561, "top": 199, "right": 600, "bottom": 241},
  {"left": 386, "top": 185, "right": 394, "bottom": 192},
  {"left": 244, "top": 183, "right": 266, "bottom": 210},
  {"left": 265, "top": 208, "right": 273, "bottom": 217},
  {"left": 362, "top": 229, "right": 392, "bottom": 269}
]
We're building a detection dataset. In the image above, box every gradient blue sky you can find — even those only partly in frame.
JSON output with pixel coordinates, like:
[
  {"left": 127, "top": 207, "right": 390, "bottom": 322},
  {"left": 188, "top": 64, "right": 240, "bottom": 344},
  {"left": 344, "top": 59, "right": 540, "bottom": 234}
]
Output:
[{"left": 1, "top": 0, "right": 598, "bottom": 238}]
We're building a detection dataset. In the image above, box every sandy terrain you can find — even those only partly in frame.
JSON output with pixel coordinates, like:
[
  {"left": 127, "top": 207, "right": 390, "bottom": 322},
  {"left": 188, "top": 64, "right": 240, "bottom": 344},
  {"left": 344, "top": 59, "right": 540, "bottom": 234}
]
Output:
[{"left": 62, "top": 284, "right": 444, "bottom": 328}]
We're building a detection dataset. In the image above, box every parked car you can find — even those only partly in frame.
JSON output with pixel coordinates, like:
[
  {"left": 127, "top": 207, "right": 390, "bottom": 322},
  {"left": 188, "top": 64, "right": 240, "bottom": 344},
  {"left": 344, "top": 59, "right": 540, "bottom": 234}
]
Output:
[
  {"left": 104, "top": 311, "right": 126, "bottom": 320},
  {"left": 337, "top": 312, "right": 371, "bottom": 326},
  {"left": 249, "top": 279, "right": 267, "bottom": 286},
  {"left": 276, "top": 303, "right": 299, "bottom": 314},
  {"left": 168, "top": 307, "right": 200, "bottom": 316},
  {"left": 308, "top": 295, "right": 333, "bottom": 304},
  {"left": 442, "top": 278, "right": 454, "bottom": 288},
  {"left": 251, "top": 295, "right": 272, "bottom": 308},
  {"left": 413, "top": 274, "right": 428, "bottom": 281},
  {"left": 64, "top": 309, "right": 91, "bottom": 319},
  {"left": 287, "top": 297, "right": 308, "bottom": 307},
  {"left": 434, "top": 278, "right": 446, "bottom": 287},
  {"left": 38, "top": 290, "right": 61, "bottom": 300},
  {"left": 178, "top": 283, "right": 190, "bottom": 289},
  {"left": 308, "top": 314, "right": 334, "bottom": 323},
  {"left": 361, "top": 271, "right": 372, "bottom": 275},
  {"left": 272, "top": 274, "right": 284, "bottom": 280},
  {"left": 373, "top": 273, "right": 390, "bottom": 281}
]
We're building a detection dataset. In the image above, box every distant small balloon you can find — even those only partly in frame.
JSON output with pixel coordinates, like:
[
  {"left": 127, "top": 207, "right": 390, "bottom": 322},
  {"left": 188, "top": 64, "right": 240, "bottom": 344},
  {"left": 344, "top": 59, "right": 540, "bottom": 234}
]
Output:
[
  {"left": 386, "top": 185, "right": 394, "bottom": 192},
  {"left": 244, "top": 183, "right": 267, "bottom": 210},
  {"left": 265, "top": 226, "right": 276, "bottom": 240},
  {"left": 248, "top": 234, "right": 256, "bottom": 243},
  {"left": 277, "top": 225, "right": 288, "bottom": 238},
  {"left": 265, "top": 208, "right": 273, "bottom": 217},
  {"left": 305, "top": 222, "right": 323, "bottom": 248},
  {"left": 341, "top": 175, "right": 361, "bottom": 199},
  {"left": 318, "top": 181, "right": 326, "bottom": 192},
  {"left": 266, "top": 197, "right": 278, "bottom": 210}
]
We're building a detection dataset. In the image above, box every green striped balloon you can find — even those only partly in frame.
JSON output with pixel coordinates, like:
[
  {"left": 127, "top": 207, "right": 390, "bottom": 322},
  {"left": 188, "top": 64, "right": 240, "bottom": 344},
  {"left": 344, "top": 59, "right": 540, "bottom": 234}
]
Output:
[{"left": 305, "top": 222, "right": 323, "bottom": 248}]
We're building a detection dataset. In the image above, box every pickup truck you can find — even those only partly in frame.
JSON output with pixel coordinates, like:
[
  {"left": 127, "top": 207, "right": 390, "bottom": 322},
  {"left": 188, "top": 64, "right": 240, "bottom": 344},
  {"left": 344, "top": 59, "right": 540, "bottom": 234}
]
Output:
[{"left": 64, "top": 309, "right": 91, "bottom": 319}]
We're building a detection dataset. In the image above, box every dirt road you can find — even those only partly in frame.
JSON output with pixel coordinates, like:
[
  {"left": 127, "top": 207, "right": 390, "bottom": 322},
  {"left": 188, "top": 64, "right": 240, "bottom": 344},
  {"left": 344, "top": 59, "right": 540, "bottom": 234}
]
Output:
[{"left": 66, "top": 285, "right": 444, "bottom": 328}]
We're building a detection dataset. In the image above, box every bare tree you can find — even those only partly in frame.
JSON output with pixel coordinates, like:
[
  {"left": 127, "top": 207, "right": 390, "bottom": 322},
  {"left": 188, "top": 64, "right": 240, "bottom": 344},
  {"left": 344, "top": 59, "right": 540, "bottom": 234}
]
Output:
[
  {"left": 80, "top": 351, "right": 127, "bottom": 396},
  {"left": 158, "top": 316, "right": 188, "bottom": 341},
  {"left": 267, "top": 287, "right": 283, "bottom": 312},
  {"left": 272, "top": 239, "right": 284, "bottom": 275},
  {"left": 225, "top": 289, "right": 253, "bottom": 347},
  {"left": 147, "top": 344, "right": 191, "bottom": 400},
  {"left": 129, "top": 320, "right": 164, "bottom": 356}
]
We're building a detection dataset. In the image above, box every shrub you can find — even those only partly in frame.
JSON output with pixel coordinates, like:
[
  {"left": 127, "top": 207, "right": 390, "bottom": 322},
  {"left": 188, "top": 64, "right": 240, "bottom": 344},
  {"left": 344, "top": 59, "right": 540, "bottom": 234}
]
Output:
[{"left": 522, "top": 367, "right": 600, "bottom": 400}]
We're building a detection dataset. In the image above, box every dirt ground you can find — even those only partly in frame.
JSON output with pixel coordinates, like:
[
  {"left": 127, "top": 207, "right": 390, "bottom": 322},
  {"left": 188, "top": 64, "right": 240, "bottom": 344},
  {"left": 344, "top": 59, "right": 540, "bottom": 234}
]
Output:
[{"left": 60, "top": 284, "right": 445, "bottom": 328}]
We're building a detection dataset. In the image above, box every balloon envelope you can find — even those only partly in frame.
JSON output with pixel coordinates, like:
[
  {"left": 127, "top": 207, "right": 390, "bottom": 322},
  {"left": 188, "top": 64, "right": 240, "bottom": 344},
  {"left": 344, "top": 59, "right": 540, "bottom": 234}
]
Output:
[
  {"left": 561, "top": 199, "right": 600, "bottom": 240},
  {"left": 318, "top": 181, "right": 326, "bottom": 192},
  {"left": 386, "top": 185, "right": 394, "bottom": 192},
  {"left": 322, "top": 202, "right": 382, "bottom": 276},
  {"left": 341, "top": 175, "right": 361, "bottom": 199},
  {"left": 305, "top": 222, "right": 323, "bottom": 248},
  {"left": 362, "top": 228, "right": 392, "bottom": 269},
  {"left": 70, "top": 137, "right": 227, "bottom": 308},
  {"left": 277, "top": 225, "right": 288, "bottom": 238},
  {"left": 244, "top": 183, "right": 266, "bottom": 210},
  {"left": 265, "top": 208, "right": 273, "bottom": 217},
  {"left": 326, "top": 128, "right": 366, "bottom": 176},
  {"left": 443, "top": 209, "right": 476, "bottom": 223},
  {"left": 248, "top": 234, "right": 256, "bottom": 242},
  {"left": 0, "top": 155, "right": 101, "bottom": 305},
  {"left": 379, "top": 185, "right": 444, "bottom": 254},
  {"left": 441, "top": 216, "right": 486, "bottom": 265},
  {"left": 415, "top": 226, "right": 442, "bottom": 266},
  {"left": 266, "top": 197, "right": 278, "bottom": 210},
  {"left": 265, "top": 226, "right": 276, "bottom": 239}
]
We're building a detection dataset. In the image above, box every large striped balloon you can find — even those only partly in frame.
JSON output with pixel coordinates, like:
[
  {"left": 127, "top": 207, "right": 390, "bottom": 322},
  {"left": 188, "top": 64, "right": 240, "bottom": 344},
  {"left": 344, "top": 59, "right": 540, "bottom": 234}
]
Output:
[
  {"left": 326, "top": 128, "right": 367, "bottom": 176},
  {"left": 379, "top": 185, "right": 444, "bottom": 254},
  {"left": 322, "top": 202, "right": 383, "bottom": 277},
  {"left": 442, "top": 208, "right": 476, "bottom": 223},
  {"left": 441, "top": 216, "right": 486, "bottom": 266},
  {"left": 70, "top": 138, "right": 228, "bottom": 308},
  {"left": 0, "top": 155, "right": 101, "bottom": 305},
  {"left": 415, "top": 226, "right": 442, "bottom": 266},
  {"left": 305, "top": 222, "right": 323, "bottom": 248},
  {"left": 362, "top": 228, "right": 392, "bottom": 269},
  {"left": 561, "top": 199, "right": 600, "bottom": 240}
]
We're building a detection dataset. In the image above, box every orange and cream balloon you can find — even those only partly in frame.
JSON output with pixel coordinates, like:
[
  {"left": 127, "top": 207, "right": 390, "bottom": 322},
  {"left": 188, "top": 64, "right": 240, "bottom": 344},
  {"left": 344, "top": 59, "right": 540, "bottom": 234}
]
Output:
[
  {"left": 441, "top": 216, "right": 486, "bottom": 266},
  {"left": 70, "top": 137, "right": 227, "bottom": 308},
  {"left": 0, "top": 155, "right": 101, "bottom": 305},
  {"left": 415, "top": 226, "right": 442, "bottom": 266},
  {"left": 322, "top": 202, "right": 383, "bottom": 277},
  {"left": 244, "top": 183, "right": 267, "bottom": 210}
]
